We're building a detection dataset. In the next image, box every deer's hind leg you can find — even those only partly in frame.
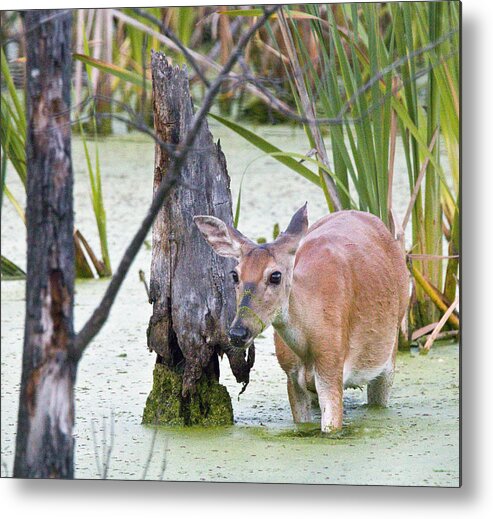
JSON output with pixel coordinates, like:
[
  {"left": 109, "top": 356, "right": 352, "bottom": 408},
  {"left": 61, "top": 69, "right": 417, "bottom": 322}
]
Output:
[
  {"left": 367, "top": 369, "right": 394, "bottom": 407},
  {"left": 367, "top": 334, "right": 397, "bottom": 407}
]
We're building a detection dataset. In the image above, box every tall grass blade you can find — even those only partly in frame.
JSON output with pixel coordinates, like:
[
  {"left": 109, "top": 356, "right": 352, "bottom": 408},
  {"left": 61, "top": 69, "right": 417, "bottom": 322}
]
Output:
[
  {"left": 79, "top": 124, "right": 112, "bottom": 276},
  {"left": 1, "top": 255, "right": 26, "bottom": 280},
  {"left": 73, "top": 53, "right": 152, "bottom": 90},
  {"left": 209, "top": 112, "right": 320, "bottom": 186}
]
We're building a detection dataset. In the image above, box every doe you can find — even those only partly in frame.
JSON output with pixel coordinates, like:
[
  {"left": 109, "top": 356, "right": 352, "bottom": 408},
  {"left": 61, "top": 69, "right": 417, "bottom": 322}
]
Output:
[{"left": 194, "top": 205, "right": 409, "bottom": 432}]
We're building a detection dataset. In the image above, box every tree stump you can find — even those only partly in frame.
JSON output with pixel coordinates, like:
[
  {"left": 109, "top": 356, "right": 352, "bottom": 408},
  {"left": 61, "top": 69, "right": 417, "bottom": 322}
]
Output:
[{"left": 143, "top": 52, "right": 254, "bottom": 426}]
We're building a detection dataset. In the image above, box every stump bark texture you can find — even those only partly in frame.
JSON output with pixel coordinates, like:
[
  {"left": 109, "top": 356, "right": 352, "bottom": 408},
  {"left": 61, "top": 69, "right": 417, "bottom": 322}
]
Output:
[{"left": 143, "top": 52, "right": 254, "bottom": 426}]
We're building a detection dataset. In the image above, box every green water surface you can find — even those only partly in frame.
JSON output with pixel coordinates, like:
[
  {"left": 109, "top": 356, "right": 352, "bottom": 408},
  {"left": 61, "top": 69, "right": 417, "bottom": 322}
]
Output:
[{"left": 1, "top": 126, "right": 459, "bottom": 485}]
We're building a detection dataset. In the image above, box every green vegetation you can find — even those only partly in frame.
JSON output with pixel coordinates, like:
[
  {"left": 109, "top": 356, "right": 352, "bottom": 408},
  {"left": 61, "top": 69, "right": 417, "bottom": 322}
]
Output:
[
  {"left": 79, "top": 128, "right": 112, "bottom": 277},
  {"left": 1, "top": 47, "right": 111, "bottom": 279}
]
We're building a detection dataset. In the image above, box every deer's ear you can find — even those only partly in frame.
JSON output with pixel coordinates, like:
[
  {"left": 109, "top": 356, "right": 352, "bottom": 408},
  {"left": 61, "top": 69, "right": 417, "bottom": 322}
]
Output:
[
  {"left": 275, "top": 203, "right": 309, "bottom": 255},
  {"left": 194, "top": 216, "right": 253, "bottom": 259}
]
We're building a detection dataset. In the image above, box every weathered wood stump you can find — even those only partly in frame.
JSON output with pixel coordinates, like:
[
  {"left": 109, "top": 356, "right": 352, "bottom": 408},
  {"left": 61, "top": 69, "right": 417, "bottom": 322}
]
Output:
[{"left": 143, "top": 52, "right": 254, "bottom": 426}]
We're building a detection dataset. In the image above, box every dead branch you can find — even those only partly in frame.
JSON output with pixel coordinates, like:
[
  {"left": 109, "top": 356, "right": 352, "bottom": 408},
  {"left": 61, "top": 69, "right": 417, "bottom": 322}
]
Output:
[{"left": 421, "top": 296, "right": 460, "bottom": 351}]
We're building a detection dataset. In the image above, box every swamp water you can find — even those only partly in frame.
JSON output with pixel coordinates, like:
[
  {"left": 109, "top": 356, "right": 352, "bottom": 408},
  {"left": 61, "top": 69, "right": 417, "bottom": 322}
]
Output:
[{"left": 1, "top": 123, "right": 459, "bottom": 485}]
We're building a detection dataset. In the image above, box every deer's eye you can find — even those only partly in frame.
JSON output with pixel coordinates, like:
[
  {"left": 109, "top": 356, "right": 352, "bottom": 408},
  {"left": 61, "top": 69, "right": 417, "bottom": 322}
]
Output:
[
  {"left": 230, "top": 270, "right": 239, "bottom": 284},
  {"left": 269, "top": 271, "right": 282, "bottom": 285}
]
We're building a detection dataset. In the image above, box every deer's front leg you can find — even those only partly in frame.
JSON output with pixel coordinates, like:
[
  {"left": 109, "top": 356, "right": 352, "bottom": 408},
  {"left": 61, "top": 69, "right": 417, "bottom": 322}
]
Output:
[
  {"left": 314, "top": 359, "right": 344, "bottom": 433},
  {"left": 287, "top": 368, "right": 312, "bottom": 423}
]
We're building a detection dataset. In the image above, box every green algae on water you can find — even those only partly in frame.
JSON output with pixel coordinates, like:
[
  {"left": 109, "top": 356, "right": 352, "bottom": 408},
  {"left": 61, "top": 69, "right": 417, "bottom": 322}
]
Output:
[{"left": 1, "top": 131, "right": 459, "bottom": 485}]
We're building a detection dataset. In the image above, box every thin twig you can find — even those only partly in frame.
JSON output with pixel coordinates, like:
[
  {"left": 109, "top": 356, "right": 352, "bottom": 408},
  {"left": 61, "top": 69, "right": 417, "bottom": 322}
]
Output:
[
  {"left": 141, "top": 426, "right": 158, "bottom": 480},
  {"left": 90, "top": 412, "right": 115, "bottom": 479},
  {"left": 139, "top": 269, "right": 151, "bottom": 302},
  {"left": 422, "top": 296, "right": 459, "bottom": 351},
  {"left": 74, "top": 228, "right": 105, "bottom": 276},
  {"left": 412, "top": 321, "right": 439, "bottom": 341},
  {"left": 8, "top": 9, "right": 458, "bottom": 129},
  {"left": 228, "top": 48, "right": 458, "bottom": 127},
  {"left": 411, "top": 264, "right": 460, "bottom": 330},
  {"left": 101, "top": 415, "right": 107, "bottom": 477},
  {"left": 102, "top": 411, "right": 115, "bottom": 479},
  {"left": 387, "top": 79, "right": 402, "bottom": 244},
  {"left": 90, "top": 418, "right": 103, "bottom": 478},
  {"left": 110, "top": 6, "right": 332, "bottom": 125},
  {"left": 141, "top": 427, "right": 169, "bottom": 480},
  {"left": 140, "top": 32, "right": 148, "bottom": 121},
  {"left": 418, "top": 329, "right": 459, "bottom": 347},
  {"left": 74, "top": 10, "right": 84, "bottom": 114},
  {"left": 159, "top": 437, "right": 169, "bottom": 481},
  {"left": 65, "top": 46, "right": 457, "bottom": 130},
  {"left": 337, "top": 29, "right": 458, "bottom": 119}
]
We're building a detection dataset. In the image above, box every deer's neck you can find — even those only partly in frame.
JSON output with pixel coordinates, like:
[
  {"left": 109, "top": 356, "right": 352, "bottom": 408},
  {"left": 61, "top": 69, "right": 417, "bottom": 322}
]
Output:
[{"left": 272, "top": 289, "right": 308, "bottom": 359}]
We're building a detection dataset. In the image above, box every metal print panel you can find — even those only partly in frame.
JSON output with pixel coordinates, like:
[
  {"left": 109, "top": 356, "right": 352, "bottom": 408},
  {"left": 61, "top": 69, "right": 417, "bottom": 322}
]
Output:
[{"left": 0, "top": 2, "right": 460, "bottom": 485}]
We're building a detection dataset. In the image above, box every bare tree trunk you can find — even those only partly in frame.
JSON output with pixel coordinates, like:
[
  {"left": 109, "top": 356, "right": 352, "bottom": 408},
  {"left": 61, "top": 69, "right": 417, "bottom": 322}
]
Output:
[
  {"left": 14, "top": 10, "right": 76, "bottom": 478},
  {"left": 143, "top": 52, "right": 254, "bottom": 426}
]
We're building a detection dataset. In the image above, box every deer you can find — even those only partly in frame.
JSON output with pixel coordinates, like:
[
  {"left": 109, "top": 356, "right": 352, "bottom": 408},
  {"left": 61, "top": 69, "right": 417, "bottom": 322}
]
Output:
[{"left": 194, "top": 204, "right": 409, "bottom": 432}]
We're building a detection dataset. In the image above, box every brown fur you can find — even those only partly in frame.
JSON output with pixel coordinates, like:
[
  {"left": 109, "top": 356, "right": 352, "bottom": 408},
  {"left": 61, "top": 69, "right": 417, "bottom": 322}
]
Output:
[
  {"left": 274, "top": 211, "right": 408, "bottom": 430},
  {"left": 194, "top": 208, "right": 409, "bottom": 432}
]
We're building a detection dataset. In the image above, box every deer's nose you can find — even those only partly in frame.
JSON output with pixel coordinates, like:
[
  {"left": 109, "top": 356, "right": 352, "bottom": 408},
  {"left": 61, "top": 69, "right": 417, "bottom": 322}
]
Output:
[{"left": 229, "top": 326, "right": 250, "bottom": 348}]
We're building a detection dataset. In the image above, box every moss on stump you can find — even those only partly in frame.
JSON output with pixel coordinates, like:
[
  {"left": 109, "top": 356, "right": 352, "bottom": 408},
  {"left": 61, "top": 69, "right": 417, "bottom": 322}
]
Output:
[{"left": 142, "top": 363, "right": 234, "bottom": 426}]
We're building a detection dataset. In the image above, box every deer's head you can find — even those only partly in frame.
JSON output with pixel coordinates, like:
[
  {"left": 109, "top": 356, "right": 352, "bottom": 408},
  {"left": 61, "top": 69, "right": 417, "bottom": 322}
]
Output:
[{"left": 194, "top": 204, "right": 308, "bottom": 350}]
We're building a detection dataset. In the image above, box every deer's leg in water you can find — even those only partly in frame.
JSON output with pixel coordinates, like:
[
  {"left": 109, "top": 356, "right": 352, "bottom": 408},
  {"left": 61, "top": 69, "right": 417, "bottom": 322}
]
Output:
[
  {"left": 287, "top": 368, "right": 312, "bottom": 423},
  {"left": 367, "top": 334, "right": 397, "bottom": 407},
  {"left": 314, "top": 357, "right": 344, "bottom": 433},
  {"left": 367, "top": 371, "right": 394, "bottom": 407}
]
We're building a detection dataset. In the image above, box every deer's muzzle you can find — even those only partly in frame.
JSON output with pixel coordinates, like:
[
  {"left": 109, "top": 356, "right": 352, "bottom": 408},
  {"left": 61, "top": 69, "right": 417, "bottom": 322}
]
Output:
[{"left": 228, "top": 325, "right": 251, "bottom": 349}]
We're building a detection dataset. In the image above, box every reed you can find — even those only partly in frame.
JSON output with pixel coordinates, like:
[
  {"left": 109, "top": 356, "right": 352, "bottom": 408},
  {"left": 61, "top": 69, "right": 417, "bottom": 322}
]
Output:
[
  {"left": 390, "top": 1, "right": 459, "bottom": 328},
  {"left": 1, "top": 48, "right": 111, "bottom": 279},
  {"left": 1, "top": 47, "right": 27, "bottom": 278},
  {"left": 79, "top": 126, "right": 112, "bottom": 277}
]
